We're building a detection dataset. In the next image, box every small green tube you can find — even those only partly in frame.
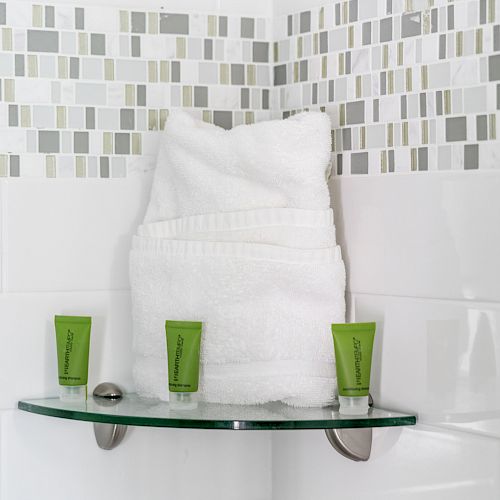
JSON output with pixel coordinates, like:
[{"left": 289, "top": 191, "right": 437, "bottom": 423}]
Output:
[
  {"left": 331, "top": 322, "right": 376, "bottom": 415},
  {"left": 165, "top": 320, "right": 203, "bottom": 409},
  {"left": 54, "top": 315, "right": 92, "bottom": 401}
]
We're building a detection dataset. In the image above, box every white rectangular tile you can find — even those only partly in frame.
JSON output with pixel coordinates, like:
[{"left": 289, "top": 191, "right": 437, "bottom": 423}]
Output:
[
  {"left": 272, "top": 425, "right": 500, "bottom": 500},
  {"left": 3, "top": 171, "right": 152, "bottom": 292},
  {"left": 331, "top": 172, "right": 500, "bottom": 301},
  {"left": 352, "top": 292, "right": 500, "bottom": 439},
  {"left": 1, "top": 409, "right": 271, "bottom": 500}
]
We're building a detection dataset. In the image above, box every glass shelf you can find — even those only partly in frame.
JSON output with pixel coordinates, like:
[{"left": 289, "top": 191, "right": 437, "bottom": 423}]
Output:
[{"left": 18, "top": 394, "right": 416, "bottom": 430}]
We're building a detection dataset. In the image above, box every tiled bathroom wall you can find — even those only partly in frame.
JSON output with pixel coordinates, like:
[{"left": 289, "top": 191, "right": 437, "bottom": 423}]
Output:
[
  {"left": 0, "top": 0, "right": 272, "bottom": 178},
  {"left": 273, "top": 0, "right": 500, "bottom": 175}
]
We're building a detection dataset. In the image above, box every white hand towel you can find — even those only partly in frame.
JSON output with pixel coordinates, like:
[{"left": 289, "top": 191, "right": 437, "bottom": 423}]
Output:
[{"left": 143, "top": 111, "right": 333, "bottom": 223}]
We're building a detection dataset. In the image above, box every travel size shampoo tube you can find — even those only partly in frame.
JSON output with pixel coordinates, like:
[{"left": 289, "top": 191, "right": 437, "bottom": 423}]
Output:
[
  {"left": 331, "top": 322, "right": 376, "bottom": 415},
  {"left": 165, "top": 320, "right": 203, "bottom": 409},
  {"left": 54, "top": 315, "right": 92, "bottom": 401}
]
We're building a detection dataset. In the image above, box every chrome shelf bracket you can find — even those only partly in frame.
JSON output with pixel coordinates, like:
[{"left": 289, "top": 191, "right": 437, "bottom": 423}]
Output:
[{"left": 92, "top": 382, "right": 128, "bottom": 450}]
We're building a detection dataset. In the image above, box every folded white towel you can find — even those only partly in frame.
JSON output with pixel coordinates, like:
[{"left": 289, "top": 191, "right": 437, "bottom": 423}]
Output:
[
  {"left": 130, "top": 236, "right": 346, "bottom": 406},
  {"left": 138, "top": 208, "right": 337, "bottom": 249},
  {"left": 143, "top": 111, "right": 333, "bottom": 223}
]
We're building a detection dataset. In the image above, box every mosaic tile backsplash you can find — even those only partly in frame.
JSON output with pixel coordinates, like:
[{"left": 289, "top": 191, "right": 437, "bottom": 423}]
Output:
[
  {"left": 0, "top": 0, "right": 499, "bottom": 177},
  {"left": 0, "top": 1, "right": 272, "bottom": 177},
  {"left": 273, "top": 0, "right": 500, "bottom": 174}
]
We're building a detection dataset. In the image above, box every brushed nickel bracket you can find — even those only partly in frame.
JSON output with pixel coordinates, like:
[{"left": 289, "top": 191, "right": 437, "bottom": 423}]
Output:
[
  {"left": 92, "top": 383, "right": 127, "bottom": 450},
  {"left": 325, "top": 394, "right": 374, "bottom": 462}
]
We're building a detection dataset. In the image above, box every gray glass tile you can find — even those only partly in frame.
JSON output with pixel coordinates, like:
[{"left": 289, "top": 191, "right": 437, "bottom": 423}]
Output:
[
  {"left": 402, "top": 12, "right": 421, "bottom": 38},
  {"left": 497, "top": 84, "right": 500, "bottom": 109},
  {"left": 349, "top": 0, "right": 358, "bottom": 22},
  {"left": 86, "top": 107, "right": 95, "bottom": 129},
  {"left": 337, "top": 154, "right": 343, "bottom": 175},
  {"left": 70, "top": 57, "right": 79, "bottom": 79},
  {"left": 464, "top": 144, "right": 479, "bottom": 169},
  {"left": 380, "top": 72, "right": 387, "bottom": 95},
  {"left": 115, "top": 133, "right": 130, "bottom": 154},
  {"left": 480, "top": 0, "right": 487, "bottom": 24},
  {"left": 262, "top": 89, "right": 269, "bottom": 110},
  {"left": 137, "top": 85, "right": 146, "bottom": 106},
  {"left": 300, "top": 60, "right": 308, "bottom": 82},
  {"left": 131, "top": 36, "right": 141, "bottom": 57},
  {"left": 373, "top": 99, "right": 380, "bottom": 122},
  {"left": 345, "top": 52, "right": 351, "bottom": 74},
  {"left": 494, "top": 26, "right": 500, "bottom": 52},
  {"left": 214, "top": 110, "right": 232, "bottom": 130},
  {"left": 431, "top": 8, "right": 438, "bottom": 33},
  {"left": 362, "top": 22, "right": 371, "bottom": 46},
  {"left": 300, "top": 11, "right": 311, "bottom": 33},
  {"left": 287, "top": 15, "right": 293, "bottom": 36},
  {"left": 253, "top": 42, "right": 269, "bottom": 63},
  {"left": 91, "top": 33, "right": 105, "bottom": 56},
  {"left": 27, "top": 30, "right": 58, "bottom": 53},
  {"left": 329, "top": 80, "right": 334, "bottom": 102},
  {"left": 241, "top": 88, "right": 250, "bottom": 109},
  {"left": 388, "top": 150, "right": 395, "bottom": 172},
  {"left": 10, "top": 155, "right": 20, "bottom": 177},
  {"left": 319, "top": 31, "right": 328, "bottom": 53},
  {"left": 171, "top": 61, "right": 180, "bottom": 82},
  {"left": 420, "top": 93, "right": 427, "bottom": 117},
  {"left": 477, "top": 115, "right": 488, "bottom": 140},
  {"left": 335, "top": 4, "right": 341, "bottom": 25},
  {"left": 231, "top": 64, "right": 245, "bottom": 85},
  {"left": 342, "top": 129, "right": 352, "bottom": 150},
  {"left": 241, "top": 18, "right": 255, "bottom": 38},
  {"left": 400, "top": 96, "right": 407, "bottom": 119},
  {"left": 0, "top": 3, "right": 6, "bottom": 25},
  {"left": 15, "top": 54, "right": 24, "bottom": 77},
  {"left": 75, "top": 7, "right": 84, "bottom": 30},
  {"left": 45, "top": 6, "right": 55, "bottom": 28},
  {"left": 418, "top": 147, "right": 428, "bottom": 171},
  {"left": 489, "top": 55, "right": 500, "bottom": 80},
  {"left": 100, "top": 157, "right": 110, "bottom": 178},
  {"left": 8, "top": 105, "right": 18, "bottom": 126},
  {"left": 131, "top": 12, "right": 146, "bottom": 33},
  {"left": 436, "top": 91, "right": 443, "bottom": 115},
  {"left": 204, "top": 39, "right": 213, "bottom": 60},
  {"left": 439, "top": 34, "right": 446, "bottom": 59},
  {"left": 160, "top": 14, "right": 189, "bottom": 35},
  {"left": 351, "top": 152, "right": 368, "bottom": 174},
  {"left": 74, "top": 131, "right": 89, "bottom": 153},
  {"left": 39, "top": 131, "right": 60, "bottom": 153},
  {"left": 274, "top": 64, "right": 286, "bottom": 86},
  {"left": 446, "top": 116, "right": 467, "bottom": 141},
  {"left": 386, "top": 0, "right": 392, "bottom": 14},
  {"left": 219, "top": 16, "right": 228, "bottom": 37},
  {"left": 346, "top": 100, "right": 365, "bottom": 125},
  {"left": 312, "top": 83, "right": 318, "bottom": 105},
  {"left": 194, "top": 86, "right": 208, "bottom": 107},
  {"left": 447, "top": 5, "right": 454, "bottom": 30},
  {"left": 120, "top": 109, "right": 135, "bottom": 130},
  {"left": 380, "top": 17, "right": 392, "bottom": 43}
]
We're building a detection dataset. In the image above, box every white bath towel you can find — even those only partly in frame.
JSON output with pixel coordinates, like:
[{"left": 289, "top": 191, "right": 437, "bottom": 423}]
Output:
[
  {"left": 143, "top": 110, "right": 333, "bottom": 223},
  {"left": 130, "top": 236, "right": 346, "bottom": 406}
]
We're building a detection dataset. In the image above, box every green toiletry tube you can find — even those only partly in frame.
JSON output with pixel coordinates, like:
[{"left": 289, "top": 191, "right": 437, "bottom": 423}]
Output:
[
  {"left": 165, "top": 320, "right": 203, "bottom": 409},
  {"left": 54, "top": 315, "right": 92, "bottom": 401},
  {"left": 331, "top": 322, "right": 376, "bottom": 415}
]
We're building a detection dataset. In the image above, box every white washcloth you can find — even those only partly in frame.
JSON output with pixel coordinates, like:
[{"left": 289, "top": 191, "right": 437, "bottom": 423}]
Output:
[
  {"left": 143, "top": 111, "right": 333, "bottom": 223},
  {"left": 130, "top": 236, "right": 346, "bottom": 406}
]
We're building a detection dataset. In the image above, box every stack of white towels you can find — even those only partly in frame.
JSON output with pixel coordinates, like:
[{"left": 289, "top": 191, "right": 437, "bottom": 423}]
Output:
[{"left": 130, "top": 110, "right": 346, "bottom": 407}]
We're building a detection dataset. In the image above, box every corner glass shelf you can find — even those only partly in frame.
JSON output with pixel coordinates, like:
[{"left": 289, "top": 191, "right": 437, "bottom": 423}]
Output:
[
  {"left": 18, "top": 394, "right": 416, "bottom": 430},
  {"left": 18, "top": 393, "right": 416, "bottom": 461}
]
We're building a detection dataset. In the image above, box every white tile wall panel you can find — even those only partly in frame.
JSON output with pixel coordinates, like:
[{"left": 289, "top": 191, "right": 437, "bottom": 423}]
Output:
[
  {"left": 2, "top": 169, "right": 152, "bottom": 292},
  {"left": 331, "top": 172, "right": 500, "bottom": 302}
]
